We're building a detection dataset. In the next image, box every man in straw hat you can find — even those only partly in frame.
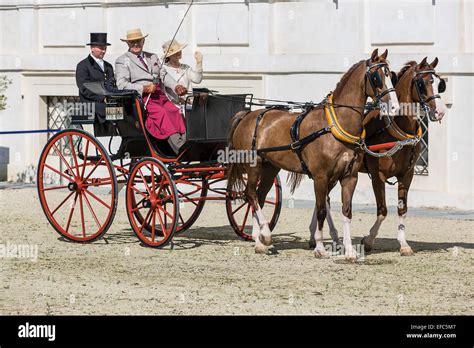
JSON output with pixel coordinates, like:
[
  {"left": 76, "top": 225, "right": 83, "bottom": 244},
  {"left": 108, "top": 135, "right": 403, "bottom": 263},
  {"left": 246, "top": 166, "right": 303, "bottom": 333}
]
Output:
[
  {"left": 115, "top": 28, "right": 187, "bottom": 154},
  {"left": 161, "top": 39, "right": 203, "bottom": 106},
  {"left": 76, "top": 32, "right": 114, "bottom": 136}
]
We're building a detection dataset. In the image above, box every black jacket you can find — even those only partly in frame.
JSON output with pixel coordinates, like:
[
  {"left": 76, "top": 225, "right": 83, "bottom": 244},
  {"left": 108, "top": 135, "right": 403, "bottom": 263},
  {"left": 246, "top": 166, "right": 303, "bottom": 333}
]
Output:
[{"left": 75, "top": 55, "right": 114, "bottom": 121}]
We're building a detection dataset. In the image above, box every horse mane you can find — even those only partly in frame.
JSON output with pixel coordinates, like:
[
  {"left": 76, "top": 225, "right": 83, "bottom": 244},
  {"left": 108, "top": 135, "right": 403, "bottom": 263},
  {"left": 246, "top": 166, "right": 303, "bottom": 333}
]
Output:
[
  {"left": 397, "top": 61, "right": 417, "bottom": 80},
  {"left": 334, "top": 59, "right": 366, "bottom": 93}
]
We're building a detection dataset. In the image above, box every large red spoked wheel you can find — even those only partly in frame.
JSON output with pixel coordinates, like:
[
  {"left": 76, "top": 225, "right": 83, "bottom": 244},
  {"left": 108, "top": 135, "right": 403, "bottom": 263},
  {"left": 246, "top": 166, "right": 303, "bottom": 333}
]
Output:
[
  {"left": 126, "top": 158, "right": 179, "bottom": 248},
  {"left": 226, "top": 174, "right": 282, "bottom": 241},
  {"left": 37, "top": 129, "right": 118, "bottom": 242}
]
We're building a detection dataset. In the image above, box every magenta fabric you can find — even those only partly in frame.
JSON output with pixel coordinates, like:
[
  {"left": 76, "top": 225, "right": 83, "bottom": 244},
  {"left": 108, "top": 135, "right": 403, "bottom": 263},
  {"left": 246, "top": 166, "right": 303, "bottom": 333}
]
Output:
[{"left": 144, "top": 86, "right": 186, "bottom": 140}]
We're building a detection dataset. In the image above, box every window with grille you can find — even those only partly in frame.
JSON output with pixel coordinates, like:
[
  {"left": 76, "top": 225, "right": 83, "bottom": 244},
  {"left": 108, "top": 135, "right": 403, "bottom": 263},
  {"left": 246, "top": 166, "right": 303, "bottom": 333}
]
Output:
[
  {"left": 46, "top": 96, "right": 81, "bottom": 156},
  {"left": 47, "top": 96, "right": 81, "bottom": 136},
  {"left": 414, "top": 113, "right": 429, "bottom": 176}
]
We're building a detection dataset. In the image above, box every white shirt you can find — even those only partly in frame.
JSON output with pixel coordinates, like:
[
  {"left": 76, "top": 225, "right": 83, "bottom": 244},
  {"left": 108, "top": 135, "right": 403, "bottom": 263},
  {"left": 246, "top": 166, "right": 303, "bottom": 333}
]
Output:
[
  {"left": 162, "top": 63, "right": 203, "bottom": 104},
  {"left": 90, "top": 54, "right": 105, "bottom": 71}
]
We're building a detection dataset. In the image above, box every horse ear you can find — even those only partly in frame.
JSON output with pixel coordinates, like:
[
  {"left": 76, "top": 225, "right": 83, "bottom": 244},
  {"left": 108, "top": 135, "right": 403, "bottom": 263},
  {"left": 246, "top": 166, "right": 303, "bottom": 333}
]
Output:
[
  {"left": 370, "top": 48, "right": 379, "bottom": 61},
  {"left": 419, "top": 57, "right": 428, "bottom": 68},
  {"left": 380, "top": 49, "right": 388, "bottom": 60},
  {"left": 431, "top": 57, "right": 439, "bottom": 68}
]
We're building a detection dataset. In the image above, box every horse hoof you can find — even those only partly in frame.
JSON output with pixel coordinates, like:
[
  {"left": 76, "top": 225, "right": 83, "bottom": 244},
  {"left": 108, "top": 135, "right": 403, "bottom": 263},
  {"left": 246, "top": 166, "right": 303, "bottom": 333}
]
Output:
[
  {"left": 309, "top": 240, "right": 316, "bottom": 249},
  {"left": 259, "top": 234, "right": 272, "bottom": 246},
  {"left": 361, "top": 237, "right": 373, "bottom": 252},
  {"left": 400, "top": 246, "right": 414, "bottom": 256},
  {"left": 255, "top": 244, "right": 269, "bottom": 254},
  {"left": 314, "top": 249, "right": 329, "bottom": 259},
  {"left": 345, "top": 256, "right": 357, "bottom": 263}
]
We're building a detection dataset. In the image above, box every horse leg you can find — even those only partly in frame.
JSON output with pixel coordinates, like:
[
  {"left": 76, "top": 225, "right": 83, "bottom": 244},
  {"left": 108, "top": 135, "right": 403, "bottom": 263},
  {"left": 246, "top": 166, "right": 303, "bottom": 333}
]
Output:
[
  {"left": 397, "top": 171, "right": 414, "bottom": 256},
  {"left": 326, "top": 196, "right": 340, "bottom": 244},
  {"left": 245, "top": 164, "right": 273, "bottom": 253},
  {"left": 310, "top": 184, "right": 339, "bottom": 249},
  {"left": 361, "top": 174, "right": 387, "bottom": 252},
  {"left": 313, "top": 178, "right": 329, "bottom": 258},
  {"left": 256, "top": 162, "right": 280, "bottom": 208},
  {"left": 340, "top": 176, "right": 359, "bottom": 261}
]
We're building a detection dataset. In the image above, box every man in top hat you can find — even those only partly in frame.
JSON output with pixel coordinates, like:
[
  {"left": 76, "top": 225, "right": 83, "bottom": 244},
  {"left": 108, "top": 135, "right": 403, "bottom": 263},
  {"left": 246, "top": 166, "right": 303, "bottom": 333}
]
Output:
[
  {"left": 115, "top": 28, "right": 188, "bottom": 154},
  {"left": 75, "top": 32, "right": 114, "bottom": 135}
]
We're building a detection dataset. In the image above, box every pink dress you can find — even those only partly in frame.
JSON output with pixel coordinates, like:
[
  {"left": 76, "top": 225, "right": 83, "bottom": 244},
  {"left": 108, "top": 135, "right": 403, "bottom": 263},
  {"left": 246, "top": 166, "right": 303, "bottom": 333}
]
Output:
[{"left": 145, "top": 85, "right": 186, "bottom": 140}]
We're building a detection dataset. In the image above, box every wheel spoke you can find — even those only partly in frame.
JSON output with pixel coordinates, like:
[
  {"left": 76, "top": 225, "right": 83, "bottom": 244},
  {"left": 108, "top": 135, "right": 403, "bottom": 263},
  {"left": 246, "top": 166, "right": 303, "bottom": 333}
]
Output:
[
  {"left": 150, "top": 164, "right": 156, "bottom": 192},
  {"left": 131, "top": 185, "right": 148, "bottom": 199},
  {"left": 65, "top": 193, "right": 79, "bottom": 233},
  {"left": 240, "top": 204, "right": 251, "bottom": 232},
  {"left": 156, "top": 204, "right": 174, "bottom": 220},
  {"left": 83, "top": 188, "right": 111, "bottom": 209},
  {"left": 83, "top": 191, "right": 101, "bottom": 228},
  {"left": 177, "top": 189, "right": 198, "bottom": 206},
  {"left": 69, "top": 135, "right": 80, "bottom": 178},
  {"left": 151, "top": 209, "right": 156, "bottom": 242},
  {"left": 264, "top": 200, "right": 276, "bottom": 206},
  {"left": 83, "top": 155, "right": 105, "bottom": 183},
  {"left": 80, "top": 140, "right": 90, "bottom": 178},
  {"left": 43, "top": 185, "right": 69, "bottom": 192},
  {"left": 83, "top": 178, "right": 113, "bottom": 187},
  {"left": 155, "top": 206, "right": 167, "bottom": 237},
  {"left": 232, "top": 201, "right": 247, "bottom": 215},
  {"left": 79, "top": 194, "right": 86, "bottom": 237},
  {"left": 50, "top": 191, "right": 75, "bottom": 216},
  {"left": 44, "top": 163, "right": 74, "bottom": 182},
  {"left": 137, "top": 168, "right": 152, "bottom": 196},
  {"left": 53, "top": 143, "right": 76, "bottom": 180},
  {"left": 139, "top": 208, "right": 153, "bottom": 234}
]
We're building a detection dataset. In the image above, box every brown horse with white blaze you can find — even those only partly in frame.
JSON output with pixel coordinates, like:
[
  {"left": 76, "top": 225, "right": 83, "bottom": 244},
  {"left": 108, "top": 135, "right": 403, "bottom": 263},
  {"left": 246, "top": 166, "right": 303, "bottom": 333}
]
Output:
[
  {"left": 359, "top": 57, "right": 448, "bottom": 256},
  {"left": 227, "top": 49, "right": 400, "bottom": 261}
]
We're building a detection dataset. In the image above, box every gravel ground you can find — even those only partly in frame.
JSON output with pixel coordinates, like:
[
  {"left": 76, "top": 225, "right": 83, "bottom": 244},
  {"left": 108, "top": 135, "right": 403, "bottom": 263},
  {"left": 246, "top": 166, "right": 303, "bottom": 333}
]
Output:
[{"left": 0, "top": 186, "right": 472, "bottom": 315}]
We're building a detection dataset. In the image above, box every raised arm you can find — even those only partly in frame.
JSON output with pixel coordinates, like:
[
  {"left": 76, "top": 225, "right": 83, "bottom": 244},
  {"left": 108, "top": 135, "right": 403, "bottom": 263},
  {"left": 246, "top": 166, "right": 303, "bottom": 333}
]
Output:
[{"left": 187, "top": 51, "right": 203, "bottom": 84}]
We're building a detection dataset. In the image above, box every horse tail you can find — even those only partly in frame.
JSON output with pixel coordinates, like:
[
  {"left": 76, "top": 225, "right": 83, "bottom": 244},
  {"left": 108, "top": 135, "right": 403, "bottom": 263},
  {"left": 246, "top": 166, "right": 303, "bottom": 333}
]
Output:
[
  {"left": 227, "top": 110, "right": 250, "bottom": 192},
  {"left": 286, "top": 172, "right": 304, "bottom": 195}
]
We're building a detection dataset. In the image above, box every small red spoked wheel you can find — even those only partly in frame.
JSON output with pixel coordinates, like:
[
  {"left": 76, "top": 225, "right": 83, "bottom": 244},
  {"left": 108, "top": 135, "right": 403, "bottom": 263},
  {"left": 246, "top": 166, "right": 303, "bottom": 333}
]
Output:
[
  {"left": 172, "top": 176, "right": 208, "bottom": 234},
  {"left": 226, "top": 174, "right": 282, "bottom": 241},
  {"left": 37, "top": 129, "right": 118, "bottom": 242},
  {"left": 126, "top": 158, "right": 179, "bottom": 248}
]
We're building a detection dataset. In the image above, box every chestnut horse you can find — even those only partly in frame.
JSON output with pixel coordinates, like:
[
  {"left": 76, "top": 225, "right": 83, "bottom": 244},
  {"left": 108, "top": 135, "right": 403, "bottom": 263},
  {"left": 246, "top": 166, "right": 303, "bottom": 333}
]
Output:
[
  {"left": 359, "top": 57, "right": 447, "bottom": 255},
  {"left": 227, "top": 49, "right": 400, "bottom": 261},
  {"left": 322, "top": 57, "right": 447, "bottom": 256}
]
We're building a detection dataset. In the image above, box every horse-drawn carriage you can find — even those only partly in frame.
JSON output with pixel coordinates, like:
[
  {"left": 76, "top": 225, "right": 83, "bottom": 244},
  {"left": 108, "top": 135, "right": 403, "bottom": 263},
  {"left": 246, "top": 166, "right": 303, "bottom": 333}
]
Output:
[{"left": 37, "top": 84, "right": 282, "bottom": 248}]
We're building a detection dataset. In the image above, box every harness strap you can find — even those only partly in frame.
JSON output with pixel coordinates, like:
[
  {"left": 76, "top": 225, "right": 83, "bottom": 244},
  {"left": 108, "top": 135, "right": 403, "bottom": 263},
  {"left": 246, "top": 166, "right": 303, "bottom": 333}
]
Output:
[
  {"left": 257, "top": 126, "right": 331, "bottom": 155},
  {"left": 289, "top": 105, "right": 314, "bottom": 177},
  {"left": 251, "top": 107, "right": 277, "bottom": 152},
  {"left": 324, "top": 94, "right": 366, "bottom": 145},
  {"left": 387, "top": 119, "right": 422, "bottom": 141}
]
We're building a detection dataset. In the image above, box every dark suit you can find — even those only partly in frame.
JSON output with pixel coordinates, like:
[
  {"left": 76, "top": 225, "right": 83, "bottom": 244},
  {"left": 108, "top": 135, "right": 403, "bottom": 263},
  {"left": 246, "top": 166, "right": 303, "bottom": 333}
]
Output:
[{"left": 75, "top": 55, "right": 114, "bottom": 135}]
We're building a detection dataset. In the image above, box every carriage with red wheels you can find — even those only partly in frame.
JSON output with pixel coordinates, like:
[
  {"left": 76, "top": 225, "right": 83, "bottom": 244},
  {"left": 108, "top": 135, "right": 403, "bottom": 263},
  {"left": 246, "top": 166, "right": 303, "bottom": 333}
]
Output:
[{"left": 36, "top": 83, "right": 282, "bottom": 248}]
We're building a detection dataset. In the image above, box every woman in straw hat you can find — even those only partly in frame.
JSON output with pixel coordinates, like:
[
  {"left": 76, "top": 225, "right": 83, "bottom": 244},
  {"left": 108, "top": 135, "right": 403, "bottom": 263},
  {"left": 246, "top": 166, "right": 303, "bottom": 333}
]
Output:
[
  {"left": 115, "top": 29, "right": 188, "bottom": 154},
  {"left": 161, "top": 39, "right": 203, "bottom": 106}
]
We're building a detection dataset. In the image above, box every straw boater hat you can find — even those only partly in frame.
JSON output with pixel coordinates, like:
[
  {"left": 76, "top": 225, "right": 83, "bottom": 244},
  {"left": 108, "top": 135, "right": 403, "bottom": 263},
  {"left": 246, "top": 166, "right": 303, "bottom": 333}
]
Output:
[
  {"left": 120, "top": 28, "right": 148, "bottom": 42},
  {"left": 162, "top": 39, "right": 187, "bottom": 58}
]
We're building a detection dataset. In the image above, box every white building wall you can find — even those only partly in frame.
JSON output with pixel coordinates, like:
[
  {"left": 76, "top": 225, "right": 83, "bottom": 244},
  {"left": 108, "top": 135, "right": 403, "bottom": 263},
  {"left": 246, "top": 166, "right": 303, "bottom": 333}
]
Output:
[{"left": 0, "top": 0, "right": 472, "bottom": 210}]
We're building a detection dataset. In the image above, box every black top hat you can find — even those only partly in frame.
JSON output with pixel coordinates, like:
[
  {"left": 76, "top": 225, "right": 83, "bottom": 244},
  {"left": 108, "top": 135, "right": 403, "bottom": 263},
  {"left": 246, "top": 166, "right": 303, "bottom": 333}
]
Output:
[{"left": 87, "top": 33, "right": 111, "bottom": 46}]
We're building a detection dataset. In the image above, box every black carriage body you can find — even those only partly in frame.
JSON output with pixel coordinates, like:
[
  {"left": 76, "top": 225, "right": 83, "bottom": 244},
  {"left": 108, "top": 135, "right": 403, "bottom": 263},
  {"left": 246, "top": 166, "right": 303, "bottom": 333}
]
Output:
[
  {"left": 80, "top": 82, "right": 252, "bottom": 161},
  {"left": 185, "top": 93, "right": 251, "bottom": 142}
]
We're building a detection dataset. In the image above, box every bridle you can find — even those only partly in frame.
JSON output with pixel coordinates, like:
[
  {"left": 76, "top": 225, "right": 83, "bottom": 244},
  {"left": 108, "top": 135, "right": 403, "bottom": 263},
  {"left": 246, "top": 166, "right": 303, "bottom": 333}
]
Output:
[
  {"left": 365, "top": 61, "right": 396, "bottom": 111},
  {"left": 413, "top": 69, "right": 446, "bottom": 121}
]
